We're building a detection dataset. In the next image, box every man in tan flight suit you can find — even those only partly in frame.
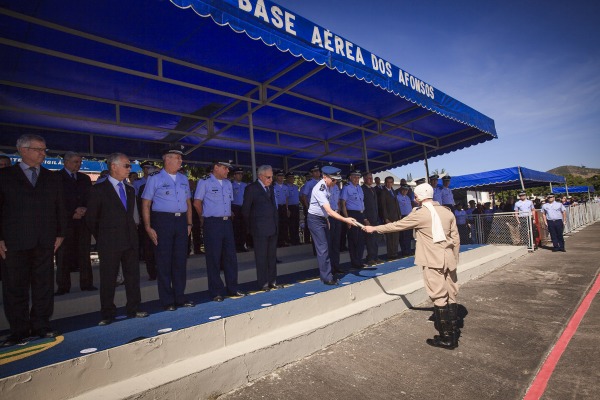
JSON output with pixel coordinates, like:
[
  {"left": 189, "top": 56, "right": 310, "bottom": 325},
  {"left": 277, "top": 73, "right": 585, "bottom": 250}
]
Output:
[{"left": 364, "top": 183, "right": 460, "bottom": 349}]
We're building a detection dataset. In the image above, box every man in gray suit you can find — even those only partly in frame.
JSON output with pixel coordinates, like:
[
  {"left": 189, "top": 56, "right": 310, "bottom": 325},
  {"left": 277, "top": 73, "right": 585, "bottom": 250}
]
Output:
[{"left": 242, "top": 165, "right": 282, "bottom": 291}]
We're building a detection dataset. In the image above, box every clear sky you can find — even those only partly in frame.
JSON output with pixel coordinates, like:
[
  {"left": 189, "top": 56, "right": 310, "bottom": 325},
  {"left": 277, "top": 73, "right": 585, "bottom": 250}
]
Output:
[{"left": 274, "top": 0, "right": 600, "bottom": 180}]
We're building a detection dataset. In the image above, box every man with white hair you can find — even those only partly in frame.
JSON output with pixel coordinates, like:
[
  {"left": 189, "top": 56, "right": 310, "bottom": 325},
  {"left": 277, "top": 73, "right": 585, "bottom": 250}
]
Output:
[{"left": 364, "top": 183, "right": 461, "bottom": 349}]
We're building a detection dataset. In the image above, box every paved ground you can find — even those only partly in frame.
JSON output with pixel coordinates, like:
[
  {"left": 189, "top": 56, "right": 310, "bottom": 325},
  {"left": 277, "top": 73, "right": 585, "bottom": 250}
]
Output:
[{"left": 218, "top": 223, "right": 600, "bottom": 400}]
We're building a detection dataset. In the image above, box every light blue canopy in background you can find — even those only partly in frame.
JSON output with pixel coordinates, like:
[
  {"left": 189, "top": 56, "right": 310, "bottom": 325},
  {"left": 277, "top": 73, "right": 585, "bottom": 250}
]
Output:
[
  {"left": 449, "top": 166, "right": 565, "bottom": 191},
  {"left": 552, "top": 186, "right": 595, "bottom": 194},
  {"left": 0, "top": 0, "right": 497, "bottom": 175}
]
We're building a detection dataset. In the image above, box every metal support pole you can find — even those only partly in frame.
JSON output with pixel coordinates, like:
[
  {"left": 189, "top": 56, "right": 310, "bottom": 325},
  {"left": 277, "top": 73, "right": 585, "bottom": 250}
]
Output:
[
  {"left": 517, "top": 166, "right": 525, "bottom": 191},
  {"left": 423, "top": 146, "right": 430, "bottom": 180},
  {"left": 248, "top": 102, "right": 257, "bottom": 181},
  {"left": 361, "top": 129, "right": 369, "bottom": 172},
  {"left": 564, "top": 178, "right": 569, "bottom": 197}
]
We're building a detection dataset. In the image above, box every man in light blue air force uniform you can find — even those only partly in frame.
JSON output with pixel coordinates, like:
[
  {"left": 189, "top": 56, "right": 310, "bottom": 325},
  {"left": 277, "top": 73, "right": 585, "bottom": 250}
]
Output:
[
  {"left": 141, "top": 145, "right": 194, "bottom": 311},
  {"left": 231, "top": 167, "right": 248, "bottom": 252},
  {"left": 340, "top": 169, "right": 366, "bottom": 269},
  {"left": 306, "top": 166, "right": 356, "bottom": 285},
  {"left": 541, "top": 193, "right": 566, "bottom": 252},
  {"left": 429, "top": 174, "right": 443, "bottom": 204},
  {"left": 440, "top": 175, "right": 455, "bottom": 211},
  {"left": 194, "top": 160, "right": 244, "bottom": 302}
]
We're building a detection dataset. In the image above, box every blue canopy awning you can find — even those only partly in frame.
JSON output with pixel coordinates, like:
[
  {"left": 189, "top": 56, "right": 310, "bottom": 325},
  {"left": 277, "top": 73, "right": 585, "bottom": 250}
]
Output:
[
  {"left": 0, "top": 0, "right": 497, "bottom": 173},
  {"left": 552, "top": 186, "right": 595, "bottom": 194},
  {"left": 449, "top": 167, "right": 565, "bottom": 191}
]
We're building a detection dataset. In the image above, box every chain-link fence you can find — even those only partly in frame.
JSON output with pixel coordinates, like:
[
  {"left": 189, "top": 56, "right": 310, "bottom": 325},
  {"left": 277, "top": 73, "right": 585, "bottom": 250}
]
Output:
[
  {"left": 465, "top": 212, "right": 534, "bottom": 249},
  {"left": 462, "top": 202, "right": 600, "bottom": 250}
]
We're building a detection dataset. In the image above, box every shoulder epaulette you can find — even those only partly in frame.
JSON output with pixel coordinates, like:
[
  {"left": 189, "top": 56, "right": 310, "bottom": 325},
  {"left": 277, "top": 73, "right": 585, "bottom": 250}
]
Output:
[{"left": 149, "top": 170, "right": 161, "bottom": 176}]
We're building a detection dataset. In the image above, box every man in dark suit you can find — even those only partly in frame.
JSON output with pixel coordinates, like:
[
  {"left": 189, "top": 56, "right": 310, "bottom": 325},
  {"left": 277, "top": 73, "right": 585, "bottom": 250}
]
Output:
[
  {"left": 242, "top": 165, "right": 282, "bottom": 291},
  {"left": 361, "top": 172, "right": 381, "bottom": 265},
  {"left": 380, "top": 176, "right": 401, "bottom": 260},
  {"left": 55, "top": 151, "right": 96, "bottom": 295},
  {"left": 0, "top": 134, "right": 68, "bottom": 347},
  {"left": 374, "top": 176, "right": 384, "bottom": 223},
  {"left": 85, "top": 153, "right": 148, "bottom": 325}
]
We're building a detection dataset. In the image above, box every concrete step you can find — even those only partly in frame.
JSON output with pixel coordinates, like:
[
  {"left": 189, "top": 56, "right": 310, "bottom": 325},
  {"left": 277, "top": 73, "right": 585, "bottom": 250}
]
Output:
[{"left": 0, "top": 244, "right": 527, "bottom": 400}]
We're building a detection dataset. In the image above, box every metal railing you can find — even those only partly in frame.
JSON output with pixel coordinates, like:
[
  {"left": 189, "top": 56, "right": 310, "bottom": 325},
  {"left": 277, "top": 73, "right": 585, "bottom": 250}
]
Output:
[{"left": 563, "top": 201, "right": 600, "bottom": 233}]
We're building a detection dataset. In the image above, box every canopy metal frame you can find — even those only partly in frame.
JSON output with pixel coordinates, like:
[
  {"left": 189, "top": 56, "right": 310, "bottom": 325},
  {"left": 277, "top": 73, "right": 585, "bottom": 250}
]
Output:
[{"left": 0, "top": 5, "right": 495, "bottom": 172}]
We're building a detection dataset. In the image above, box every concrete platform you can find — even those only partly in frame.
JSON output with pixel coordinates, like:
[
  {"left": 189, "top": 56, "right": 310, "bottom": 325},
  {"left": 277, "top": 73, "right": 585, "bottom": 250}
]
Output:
[
  {"left": 217, "top": 222, "right": 600, "bottom": 400},
  {"left": 0, "top": 244, "right": 526, "bottom": 400},
  {"left": 0, "top": 243, "right": 348, "bottom": 330}
]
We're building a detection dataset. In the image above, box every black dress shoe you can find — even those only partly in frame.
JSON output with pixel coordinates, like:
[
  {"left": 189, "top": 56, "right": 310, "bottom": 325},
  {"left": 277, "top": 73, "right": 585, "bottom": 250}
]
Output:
[
  {"left": 34, "top": 329, "right": 60, "bottom": 339},
  {"left": 276, "top": 258, "right": 283, "bottom": 263},
  {"left": 177, "top": 301, "right": 195, "bottom": 308},
  {"left": 98, "top": 318, "right": 114, "bottom": 326},
  {"left": 560, "top": 248, "right": 566, "bottom": 252},
  {"left": 213, "top": 295, "right": 224, "bottom": 302},
  {"left": 128, "top": 311, "right": 149, "bottom": 318},
  {"left": 164, "top": 305, "right": 177, "bottom": 311},
  {"left": 54, "top": 289, "right": 69, "bottom": 296},
  {"left": 268, "top": 284, "right": 284, "bottom": 290},
  {"left": 81, "top": 286, "right": 98, "bottom": 291},
  {"left": 1, "top": 335, "right": 26, "bottom": 347},
  {"left": 228, "top": 291, "right": 247, "bottom": 297},
  {"left": 323, "top": 279, "right": 339, "bottom": 286}
]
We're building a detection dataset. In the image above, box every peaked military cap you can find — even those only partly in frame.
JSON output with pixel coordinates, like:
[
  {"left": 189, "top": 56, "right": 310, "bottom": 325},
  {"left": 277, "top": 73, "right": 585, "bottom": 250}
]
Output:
[
  {"left": 322, "top": 166, "right": 342, "bottom": 180},
  {"left": 162, "top": 144, "right": 185, "bottom": 156},
  {"left": 214, "top": 160, "right": 233, "bottom": 169},
  {"left": 140, "top": 161, "right": 155, "bottom": 168}
]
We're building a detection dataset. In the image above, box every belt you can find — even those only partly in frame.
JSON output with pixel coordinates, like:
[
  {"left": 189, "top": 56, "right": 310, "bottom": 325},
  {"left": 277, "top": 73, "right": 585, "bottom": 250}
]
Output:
[
  {"left": 205, "top": 216, "right": 230, "bottom": 220},
  {"left": 153, "top": 211, "right": 185, "bottom": 217},
  {"left": 548, "top": 219, "right": 562, "bottom": 221}
]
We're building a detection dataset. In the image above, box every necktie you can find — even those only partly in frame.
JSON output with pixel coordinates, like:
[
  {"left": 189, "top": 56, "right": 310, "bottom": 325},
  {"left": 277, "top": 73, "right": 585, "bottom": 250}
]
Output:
[
  {"left": 265, "top": 186, "right": 270, "bottom": 196},
  {"left": 29, "top": 167, "right": 38, "bottom": 186},
  {"left": 117, "top": 182, "right": 127, "bottom": 210},
  {"left": 71, "top": 172, "right": 76, "bottom": 180}
]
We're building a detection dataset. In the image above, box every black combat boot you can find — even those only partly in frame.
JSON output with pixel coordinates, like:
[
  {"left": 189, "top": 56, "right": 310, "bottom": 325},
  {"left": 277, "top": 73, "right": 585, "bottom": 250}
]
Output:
[
  {"left": 447, "top": 302, "right": 461, "bottom": 332},
  {"left": 426, "top": 305, "right": 457, "bottom": 350}
]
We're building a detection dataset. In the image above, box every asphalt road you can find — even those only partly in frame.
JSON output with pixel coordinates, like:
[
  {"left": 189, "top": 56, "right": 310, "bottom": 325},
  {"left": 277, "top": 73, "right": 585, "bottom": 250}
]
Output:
[{"left": 218, "top": 223, "right": 600, "bottom": 400}]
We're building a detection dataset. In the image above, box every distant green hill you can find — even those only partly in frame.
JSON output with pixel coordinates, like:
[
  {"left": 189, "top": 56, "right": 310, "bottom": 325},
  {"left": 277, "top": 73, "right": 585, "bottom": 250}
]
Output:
[{"left": 547, "top": 166, "right": 600, "bottom": 178}]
